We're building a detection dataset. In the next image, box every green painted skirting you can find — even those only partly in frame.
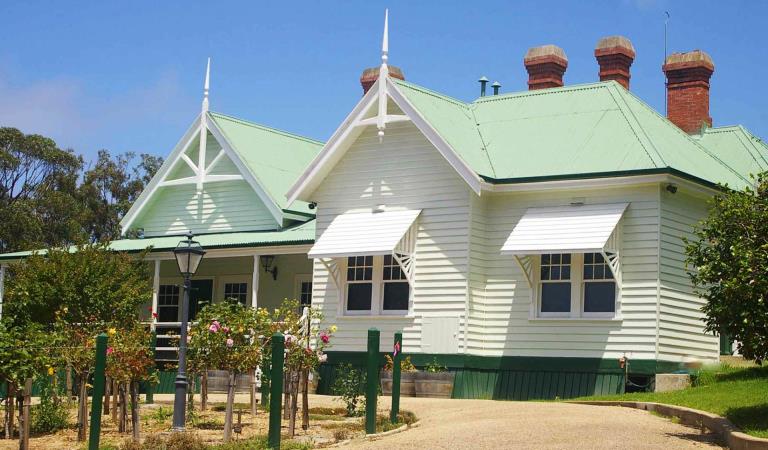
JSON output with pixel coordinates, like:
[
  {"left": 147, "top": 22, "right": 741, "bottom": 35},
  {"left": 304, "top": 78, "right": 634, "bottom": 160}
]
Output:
[
  {"left": 316, "top": 352, "right": 686, "bottom": 400},
  {"left": 151, "top": 371, "right": 201, "bottom": 394}
]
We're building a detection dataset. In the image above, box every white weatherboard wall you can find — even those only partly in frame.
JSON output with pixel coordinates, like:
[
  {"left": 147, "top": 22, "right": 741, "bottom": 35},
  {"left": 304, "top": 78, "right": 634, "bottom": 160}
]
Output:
[
  {"left": 132, "top": 132, "right": 279, "bottom": 236},
  {"left": 658, "top": 189, "right": 718, "bottom": 362},
  {"left": 311, "top": 122, "right": 472, "bottom": 354},
  {"left": 470, "top": 185, "right": 662, "bottom": 360}
]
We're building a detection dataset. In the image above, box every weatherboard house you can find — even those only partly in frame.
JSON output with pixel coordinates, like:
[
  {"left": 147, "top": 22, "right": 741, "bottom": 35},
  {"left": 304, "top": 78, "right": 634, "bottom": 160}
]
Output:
[{"left": 1, "top": 24, "right": 766, "bottom": 399}]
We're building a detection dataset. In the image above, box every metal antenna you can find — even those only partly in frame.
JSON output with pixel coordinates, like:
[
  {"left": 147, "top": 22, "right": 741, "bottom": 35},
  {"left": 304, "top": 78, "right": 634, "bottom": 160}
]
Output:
[{"left": 664, "top": 11, "right": 670, "bottom": 115}]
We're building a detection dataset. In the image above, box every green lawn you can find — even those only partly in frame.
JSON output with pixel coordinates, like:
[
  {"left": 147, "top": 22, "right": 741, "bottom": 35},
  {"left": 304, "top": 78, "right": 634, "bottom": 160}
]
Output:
[{"left": 572, "top": 364, "right": 768, "bottom": 438}]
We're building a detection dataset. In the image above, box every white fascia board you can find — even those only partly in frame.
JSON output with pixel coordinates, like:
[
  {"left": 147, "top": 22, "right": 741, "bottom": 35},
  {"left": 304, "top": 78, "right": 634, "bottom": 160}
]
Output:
[
  {"left": 144, "top": 244, "right": 312, "bottom": 261},
  {"left": 205, "top": 115, "right": 285, "bottom": 225},
  {"left": 385, "top": 78, "right": 483, "bottom": 195},
  {"left": 286, "top": 85, "right": 380, "bottom": 204},
  {"left": 120, "top": 115, "right": 202, "bottom": 233}
]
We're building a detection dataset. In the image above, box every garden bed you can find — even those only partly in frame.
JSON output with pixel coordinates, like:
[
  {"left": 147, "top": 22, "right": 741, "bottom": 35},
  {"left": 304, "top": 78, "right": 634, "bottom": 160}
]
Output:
[{"left": 0, "top": 398, "right": 417, "bottom": 449}]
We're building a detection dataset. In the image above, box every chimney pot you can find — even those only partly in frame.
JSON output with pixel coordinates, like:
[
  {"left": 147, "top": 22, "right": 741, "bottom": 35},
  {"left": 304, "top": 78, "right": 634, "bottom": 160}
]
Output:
[
  {"left": 595, "top": 35, "right": 635, "bottom": 89},
  {"left": 524, "top": 45, "right": 568, "bottom": 90},
  {"left": 360, "top": 66, "right": 405, "bottom": 95},
  {"left": 662, "top": 50, "right": 715, "bottom": 133}
]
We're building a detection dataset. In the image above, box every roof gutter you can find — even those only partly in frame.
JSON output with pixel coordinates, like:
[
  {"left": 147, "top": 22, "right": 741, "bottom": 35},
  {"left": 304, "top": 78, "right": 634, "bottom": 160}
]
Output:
[{"left": 480, "top": 167, "right": 726, "bottom": 194}]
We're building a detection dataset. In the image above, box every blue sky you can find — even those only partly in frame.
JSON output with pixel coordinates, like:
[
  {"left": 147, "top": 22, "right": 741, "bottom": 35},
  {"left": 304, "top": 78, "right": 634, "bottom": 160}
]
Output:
[{"left": 1, "top": 0, "right": 766, "bottom": 163}]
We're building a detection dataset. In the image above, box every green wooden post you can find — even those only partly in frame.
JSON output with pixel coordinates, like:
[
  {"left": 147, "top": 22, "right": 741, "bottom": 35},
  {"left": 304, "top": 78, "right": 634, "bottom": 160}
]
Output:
[
  {"left": 146, "top": 330, "right": 157, "bottom": 404},
  {"left": 390, "top": 331, "right": 402, "bottom": 424},
  {"left": 365, "top": 328, "right": 380, "bottom": 434},
  {"left": 88, "top": 333, "right": 108, "bottom": 450},
  {"left": 267, "top": 333, "right": 285, "bottom": 449}
]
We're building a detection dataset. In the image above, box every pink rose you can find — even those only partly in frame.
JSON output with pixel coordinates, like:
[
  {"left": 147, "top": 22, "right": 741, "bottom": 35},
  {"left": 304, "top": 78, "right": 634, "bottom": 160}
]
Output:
[
  {"left": 209, "top": 324, "right": 219, "bottom": 333},
  {"left": 222, "top": 326, "right": 230, "bottom": 333},
  {"left": 226, "top": 338, "right": 234, "bottom": 348},
  {"left": 106, "top": 347, "right": 113, "bottom": 355}
]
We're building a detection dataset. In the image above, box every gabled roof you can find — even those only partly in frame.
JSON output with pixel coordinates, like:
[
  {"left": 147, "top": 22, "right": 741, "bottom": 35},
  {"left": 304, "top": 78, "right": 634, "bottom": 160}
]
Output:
[
  {"left": 208, "top": 112, "right": 323, "bottom": 214},
  {"left": 394, "top": 79, "right": 756, "bottom": 190},
  {"left": 0, "top": 220, "right": 315, "bottom": 261}
]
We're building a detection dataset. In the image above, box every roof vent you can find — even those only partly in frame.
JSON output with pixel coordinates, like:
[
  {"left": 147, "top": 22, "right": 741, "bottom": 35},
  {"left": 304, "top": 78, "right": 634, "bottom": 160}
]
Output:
[
  {"left": 524, "top": 45, "right": 568, "bottom": 90},
  {"left": 478, "top": 76, "right": 489, "bottom": 97},
  {"left": 492, "top": 81, "right": 501, "bottom": 95},
  {"left": 360, "top": 66, "right": 405, "bottom": 95},
  {"left": 595, "top": 35, "right": 635, "bottom": 89}
]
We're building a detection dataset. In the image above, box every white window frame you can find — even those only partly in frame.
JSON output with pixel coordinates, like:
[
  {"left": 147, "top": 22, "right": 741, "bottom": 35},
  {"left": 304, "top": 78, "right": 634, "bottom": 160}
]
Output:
[
  {"left": 341, "top": 255, "right": 411, "bottom": 317},
  {"left": 532, "top": 253, "right": 619, "bottom": 319},
  {"left": 580, "top": 252, "right": 620, "bottom": 319},
  {"left": 223, "top": 281, "right": 249, "bottom": 305},
  {"left": 217, "top": 275, "right": 249, "bottom": 306}
]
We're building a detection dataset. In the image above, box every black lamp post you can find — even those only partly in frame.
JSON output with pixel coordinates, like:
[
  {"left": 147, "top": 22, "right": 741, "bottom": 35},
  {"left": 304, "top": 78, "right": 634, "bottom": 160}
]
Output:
[{"left": 171, "top": 232, "right": 205, "bottom": 431}]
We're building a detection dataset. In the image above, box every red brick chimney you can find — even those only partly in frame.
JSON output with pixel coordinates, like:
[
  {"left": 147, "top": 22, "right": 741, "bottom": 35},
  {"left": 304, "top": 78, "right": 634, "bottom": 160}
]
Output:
[
  {"left": 595, "top": 36, "right": 635, "bottom": 90},
  {"left": 524, "top": 45, "right": 568, "bottom": 90},
  {"left": 360, "top": 66, "right": 405, "bottom": 95},
  {"left": 662, "top": 50, "right": 715, "bottom": 133}
]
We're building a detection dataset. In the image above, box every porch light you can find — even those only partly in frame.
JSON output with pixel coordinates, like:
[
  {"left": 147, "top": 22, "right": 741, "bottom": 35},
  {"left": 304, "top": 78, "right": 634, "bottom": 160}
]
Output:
[
  {"left": 173, "top": 233, "right": 205, "bottom": 277},
  {"left": 261, "top": 255, "right": 278, "bottom": 280}
]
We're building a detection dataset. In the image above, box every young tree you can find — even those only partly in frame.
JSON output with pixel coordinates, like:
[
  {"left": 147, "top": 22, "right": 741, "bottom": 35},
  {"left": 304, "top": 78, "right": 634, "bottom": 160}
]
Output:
[
  {"left": 685, "top": 173, "right": 768, "bottom": 363},
  {"left": 188, "top": 301, "right": 267, "bottom": 442},
  {"left": 105, "top": 325, "right": 155, "bottom": 440},
  {"left": 3, "top": 244, "right": 151, "bottom": 326}
]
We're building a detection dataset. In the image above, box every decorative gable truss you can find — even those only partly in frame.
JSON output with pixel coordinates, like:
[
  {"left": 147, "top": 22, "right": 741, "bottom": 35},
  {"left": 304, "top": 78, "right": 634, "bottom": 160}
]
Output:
[
  {"left": 120, "top": 60, "right": 284, "bottom": 234},
  {"left": 286, "top": 10, "right": 483, "bottom": 205}
]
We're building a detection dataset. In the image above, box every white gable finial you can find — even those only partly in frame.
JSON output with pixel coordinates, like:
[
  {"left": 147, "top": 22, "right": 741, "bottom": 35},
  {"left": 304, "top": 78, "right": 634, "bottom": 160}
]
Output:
[
  {"left": 202, "top": 57, "right": 211, "bottom": 113},
  {"left": 377, "top": 9, "right": 389, "bottom": 142},
  {"left": 381, "top": 8, "right": 389, "bottom": 64}
]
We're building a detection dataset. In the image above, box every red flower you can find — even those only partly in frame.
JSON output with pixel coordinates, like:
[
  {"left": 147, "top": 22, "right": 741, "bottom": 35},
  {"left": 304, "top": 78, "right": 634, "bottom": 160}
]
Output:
[
  {"left": 106, "top": 347, "right": 114, "bottom": 355},
  {"left": 152, "top": 312, "right": 158, "bottom": 319}
]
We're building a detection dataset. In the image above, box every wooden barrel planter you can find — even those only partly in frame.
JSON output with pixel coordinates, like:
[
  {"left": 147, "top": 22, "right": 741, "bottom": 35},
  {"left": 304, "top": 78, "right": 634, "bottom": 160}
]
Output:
[
  {"left": 380, "top": 371, "right": 417, "bottom": 397},
  {"left": 414, "top": 372, "right": 455, "bottom": 398}
]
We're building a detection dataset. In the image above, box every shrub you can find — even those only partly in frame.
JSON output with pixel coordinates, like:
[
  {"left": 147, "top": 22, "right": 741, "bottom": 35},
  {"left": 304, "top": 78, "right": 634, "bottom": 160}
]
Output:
[
  {"left": 31, "top": 379, "right": 68, "bottom": 433},
  {"left": 332, "top": 363, "right": 365, "bottom": 416},
  {"left": 383, "top": 355, "right": 417, "bottom": 372},
  {"left": 424, "top": 358, "right": 447, "bottom": 373},
  {"left": 120, "top": 432, "right": 206, "bottom": 450},
  {"left": 333, "top": 429, "right": 350, "bottom": 441}
]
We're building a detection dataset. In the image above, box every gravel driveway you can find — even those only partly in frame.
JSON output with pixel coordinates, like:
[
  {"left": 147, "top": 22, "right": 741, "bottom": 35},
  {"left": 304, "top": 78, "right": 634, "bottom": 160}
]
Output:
[{"left": 331, "top": 396, "right": 723, "bottom": 449}]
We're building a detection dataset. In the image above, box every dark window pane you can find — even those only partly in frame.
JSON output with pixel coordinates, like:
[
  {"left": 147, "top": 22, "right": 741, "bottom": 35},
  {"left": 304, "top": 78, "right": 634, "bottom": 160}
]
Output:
[
  {"left": 383, "top": 282, "right": 410, "bottom": 310},
  {"left": 347, "top": 284, "right": 372, "bottom": 311},
  {"left": 384, "top": 254, "right": 393, "bottom": 265},
  {"left": 356, "top": 256, "right": 364, "bottom": 266},
  {"left": 355, "top": 268, "right": 363, "bottom": 280},
  {"left": 365, "top": 255, "right": 373, "bottom": 266},
  {"left": 584, "top": 282, "right": 616, "bottom": 312},
  {"left": 348, "top": 256, "right": 356, "bottom": 266},
  {"left": 551, "top": 266, "right": 560, "bottom": 280},
  {"left": 584, "top": 253, "right": 593, "bottom": 264},
  {"left": 158, "top": 307, "right": 178, "bottom": 322},
  {"left": 584, "top": 265, "right": 593, "bottom": 280},
  {"left": 562, "top": 254, "right": 571, "bottom": 264},
  {"left": 605, "top": 267, "right": 614, "bottom": 280},
  {"left": 364, "top": 267, "right": 373, "bottom": 280},
  {"left": 551, "top": 254, "right": 561, "bottom": 264},
  {"left": 393, "top": 267, "right": 402, "bottom": 280},
  {"left": 594, "top": 265, "right": 604, "bottom": 279},
  {"left": 541, "top": 266, "right": 550, "bottom": 280},
  {"left": 541, "top": 254, "right": 550, "bottom": 264},
  {"left": 541, "top": 283, "right": 571, "bottom": 313},
  {"left": 347, "top": 268, "right": 354, "bottom": 281},
  {"left": 594, "top": 253, "right": 605, "bottom": 263},
  {"left": 561, "top": 266, "right": 571, "bottom": 280}
]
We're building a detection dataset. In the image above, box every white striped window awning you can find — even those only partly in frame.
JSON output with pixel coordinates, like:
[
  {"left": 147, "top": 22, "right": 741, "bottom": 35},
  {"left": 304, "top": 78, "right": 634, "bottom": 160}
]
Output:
[
  {"left": 500, "top": 203, "right": 629, "bottom": 255},
  {"left": 308, "top": 209, "right": 421, "bottom": 259}
]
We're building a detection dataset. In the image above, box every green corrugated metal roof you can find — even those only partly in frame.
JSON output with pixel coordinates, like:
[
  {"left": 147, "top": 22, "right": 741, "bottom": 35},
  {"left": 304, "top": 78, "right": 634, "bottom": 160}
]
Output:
[
  {"left": 208, "top": 112, "right": 323, "bottom": 214},
  {"left": 697, "top": 126, "right": 768, "bottom": 180},
  {"left": 394, "top": 79, "right": 755, "bottom": 189},
  {"left": 0, "top": 220, "right": 315, "bottom": 261}
]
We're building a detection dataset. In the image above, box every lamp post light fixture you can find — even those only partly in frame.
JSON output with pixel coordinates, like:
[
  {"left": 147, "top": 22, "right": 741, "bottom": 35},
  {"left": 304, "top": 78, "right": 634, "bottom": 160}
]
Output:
[{"left": 171, "top": 232, "right": 205, "bottom": 431}]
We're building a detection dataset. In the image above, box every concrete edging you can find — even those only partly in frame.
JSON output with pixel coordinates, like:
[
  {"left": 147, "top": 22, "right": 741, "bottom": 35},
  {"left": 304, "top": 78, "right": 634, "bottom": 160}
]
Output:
[
  {"left": 329, "top": 420, "right": 421, "bottom": 447},
  {"left": 570, "top": 401, "right": 768, "bottom": 450}
]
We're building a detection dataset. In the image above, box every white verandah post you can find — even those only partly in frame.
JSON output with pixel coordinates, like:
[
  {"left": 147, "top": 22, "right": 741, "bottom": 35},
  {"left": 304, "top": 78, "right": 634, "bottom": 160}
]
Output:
[
  {"left": 251, "top": 255, "right": 260, "bottom": 309},
  {"left": 151, "top": 259, "right": 160, "bottom": 331}
]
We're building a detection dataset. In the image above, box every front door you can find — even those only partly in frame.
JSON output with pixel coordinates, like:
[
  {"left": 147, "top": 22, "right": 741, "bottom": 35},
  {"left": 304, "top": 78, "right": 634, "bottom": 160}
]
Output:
[{"left": 190, "top": 279, "right": 213, "bottom": 321}]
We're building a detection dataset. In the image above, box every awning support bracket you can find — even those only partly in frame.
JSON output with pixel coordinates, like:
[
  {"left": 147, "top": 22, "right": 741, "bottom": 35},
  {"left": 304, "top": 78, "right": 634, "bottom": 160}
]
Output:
[
  {"left": 393, "top": 220, "right": 418, "bottom": 286},
  {"left": 319, "top": 258, "right": 342, "bottom": 290},
  {"left": 514, "top": 255, "right": 534, "bottom": 289}
]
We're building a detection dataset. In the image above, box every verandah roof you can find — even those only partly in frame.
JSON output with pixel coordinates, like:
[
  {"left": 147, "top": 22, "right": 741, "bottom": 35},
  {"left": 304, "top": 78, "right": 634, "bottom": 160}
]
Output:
[{"left": 0, "top": 220, "right": 315, "bottom": 262}]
